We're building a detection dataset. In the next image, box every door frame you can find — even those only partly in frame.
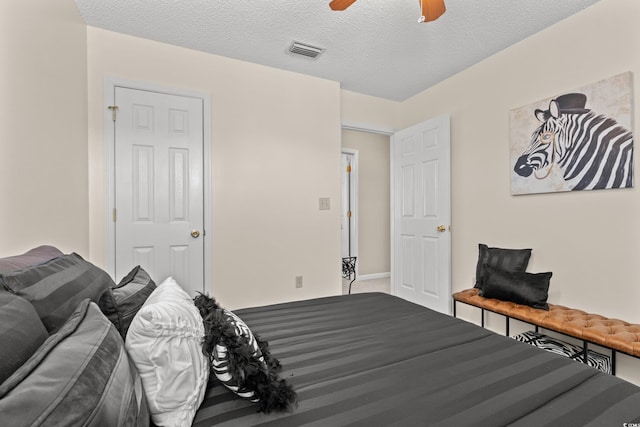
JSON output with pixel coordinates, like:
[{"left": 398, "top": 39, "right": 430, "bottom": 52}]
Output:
[
  {"left": 341, "top": 148, "right": 359, "bottom": 275},
  {"left": 341, "top": 120, "right": 395, "bottom": 289},
  {"left": 104, "top": 77, "right": 213, "bottom": 287}
]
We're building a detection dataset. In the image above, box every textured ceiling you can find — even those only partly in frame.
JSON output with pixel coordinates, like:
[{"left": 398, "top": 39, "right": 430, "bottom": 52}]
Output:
[{"left": 75, "top": 0, "right": 601, "bottom": 101}]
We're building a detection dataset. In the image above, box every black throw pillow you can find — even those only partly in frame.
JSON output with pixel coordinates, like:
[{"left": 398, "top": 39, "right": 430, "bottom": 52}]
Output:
[
  {"left": 98, "top": 266, "right": 156, "bottom": 338},
  {"left": 480, "top": 265, "right": 552, "bottom": 310},
  {"left": 474, "top": 244, "right": 532, "bottom": 290}
]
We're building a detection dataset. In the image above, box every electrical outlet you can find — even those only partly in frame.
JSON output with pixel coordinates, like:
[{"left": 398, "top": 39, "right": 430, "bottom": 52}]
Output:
[
  {"left": 318, "top": 197, "right": 331, "bottom": 210},
  {"left": 295, "top": 276, "right": 303, "bottom": 288}
]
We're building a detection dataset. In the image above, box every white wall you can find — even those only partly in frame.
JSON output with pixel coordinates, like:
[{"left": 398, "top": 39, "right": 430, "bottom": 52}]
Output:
[
  {"left": 86, "top": 28, "right": 342, "bottom": 309},
  {"left": 341, "top": 90, "right": 399, "bottom": 132},
  {"left": 341, "top": 0, "right": 640, "bottom": 384},
  {"left": 4, "top": 0, "right": 637, "bottom": 325},
  {"left": 395, "top": 0, "right": 640, "bottom": 324},
  {"left": 0, "top": 0, "right": 88, "bottom": 257},
  {"left": 343, "top": 0, "right": 640, "bottom": 323},
  {"left": 2, "top": 0, "right": 639, "bottom": 384}
]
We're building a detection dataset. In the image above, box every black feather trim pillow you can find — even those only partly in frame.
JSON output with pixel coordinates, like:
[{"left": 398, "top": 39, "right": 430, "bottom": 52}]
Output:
[
  {"left": 193, "top": 294, "right": 297, "bottom": 413},
  {"left": 213, "top": 309, "right": 266, "bottom": 402}
]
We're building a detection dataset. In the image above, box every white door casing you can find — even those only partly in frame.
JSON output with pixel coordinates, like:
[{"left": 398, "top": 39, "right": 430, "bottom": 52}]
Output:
[
  {"left": 392, "top": 115, "right": 451, "bottom": 314},
  {"left": 340, "top": 150, "right": 358, "bottom": 261},
  {"left": 108, "top": 84, "right": 208, "bottom": 297}
]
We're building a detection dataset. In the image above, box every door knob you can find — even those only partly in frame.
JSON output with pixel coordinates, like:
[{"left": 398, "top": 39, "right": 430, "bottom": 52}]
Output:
[
  {"left": 436, "top": 225, "right": 446, "bottom": 232},
  {"left": 191, "top": 230, "right": 201, "bottom": 238}
]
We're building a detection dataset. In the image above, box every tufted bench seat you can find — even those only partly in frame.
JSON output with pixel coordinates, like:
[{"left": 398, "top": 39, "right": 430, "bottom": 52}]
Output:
[{"left": 452, "top": 288, "right": 640, "bottom": 375}]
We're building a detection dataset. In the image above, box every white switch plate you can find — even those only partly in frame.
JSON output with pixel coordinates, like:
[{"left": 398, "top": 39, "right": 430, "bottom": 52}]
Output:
[{"left": 319, "top": 197, "right": 331, "bottom": 210}]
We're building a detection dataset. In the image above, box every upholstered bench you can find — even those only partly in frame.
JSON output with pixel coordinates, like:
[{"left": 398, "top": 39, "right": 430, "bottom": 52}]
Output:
[{"left": 452, "top": 288, "right": 640, "bottom": 375}]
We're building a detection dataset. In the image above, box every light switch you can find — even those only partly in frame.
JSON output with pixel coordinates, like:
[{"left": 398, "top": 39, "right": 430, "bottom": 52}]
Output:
[{"left": 319, "top": 197, "right": 331, "bottom": 210}]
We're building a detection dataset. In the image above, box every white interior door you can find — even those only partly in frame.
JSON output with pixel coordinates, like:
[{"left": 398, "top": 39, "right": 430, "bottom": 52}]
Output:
[
  {"left": 113, "top": 87, "right": 205, "bottom": 297},
  {"left": 392, "top": 115, "right": 451, "bottom": 314}
]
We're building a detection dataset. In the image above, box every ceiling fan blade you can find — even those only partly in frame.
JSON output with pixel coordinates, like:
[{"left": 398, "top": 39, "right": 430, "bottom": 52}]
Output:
[
  {"left": 329, "top": 0, "right": 357, "bottom": 11},
  {"left": 420, "top": 0, "right": 446, "bottom": 22}
]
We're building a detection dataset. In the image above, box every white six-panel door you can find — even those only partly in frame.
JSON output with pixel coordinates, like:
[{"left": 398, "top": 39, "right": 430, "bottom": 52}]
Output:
[
  {"left": 114, "top": 87, "right": 205, "bottom": 297},
  {"left": 392, "top": 115, "right": 451, "bottom": 314}
]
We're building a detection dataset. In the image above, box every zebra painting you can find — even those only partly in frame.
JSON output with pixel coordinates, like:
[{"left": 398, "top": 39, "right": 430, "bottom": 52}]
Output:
[
  {"left": 514, "top": 93, "right": 633, "bottom": 192},
  {"left": 510, "top": 72, "right": 634, "bottom": 195}
]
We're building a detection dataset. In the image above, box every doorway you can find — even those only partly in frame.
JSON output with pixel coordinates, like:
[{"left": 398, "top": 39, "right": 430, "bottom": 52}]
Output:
[{"left": 341, "top": 129, "right": 391, "bottom": 291}]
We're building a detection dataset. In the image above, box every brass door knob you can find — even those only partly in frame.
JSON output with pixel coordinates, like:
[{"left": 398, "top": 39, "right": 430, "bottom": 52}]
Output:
[
  {"left": 436, "top": 225, "right": 446, "bottom": 232},
  {"left": 191, "top": 230, "right": 201, "bottom": 238}
]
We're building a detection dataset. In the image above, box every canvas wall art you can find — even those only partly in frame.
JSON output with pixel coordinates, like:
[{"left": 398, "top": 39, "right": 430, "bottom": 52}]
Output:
[{"left": 510, "top": 72, "right": 634, "bottom": 195}]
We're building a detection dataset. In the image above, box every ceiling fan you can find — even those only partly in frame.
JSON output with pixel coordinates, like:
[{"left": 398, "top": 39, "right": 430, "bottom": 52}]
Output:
[{"left": 329, "top": 0, "right": 446, "bottom": 23}]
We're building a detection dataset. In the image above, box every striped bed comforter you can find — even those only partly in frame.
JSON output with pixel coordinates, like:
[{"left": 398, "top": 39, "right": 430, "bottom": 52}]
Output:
[{"left": 193, "top": 293, "right": 640, "bottom": 426}]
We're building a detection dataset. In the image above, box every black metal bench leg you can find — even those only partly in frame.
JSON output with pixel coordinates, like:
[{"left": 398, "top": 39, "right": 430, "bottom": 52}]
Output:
[
  {"left": 583, "top": 341, "right": 588, "bottom": 364},
  {"left": 612, "top": 351, "right": 616, "bottom": 375}
]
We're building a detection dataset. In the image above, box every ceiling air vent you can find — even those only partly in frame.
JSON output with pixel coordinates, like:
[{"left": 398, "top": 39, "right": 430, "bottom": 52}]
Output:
[{"left": 289, "top": 41, "right": 324, "bottom": 59}]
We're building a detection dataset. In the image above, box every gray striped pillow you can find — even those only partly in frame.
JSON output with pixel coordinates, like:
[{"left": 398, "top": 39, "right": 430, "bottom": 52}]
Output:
[
  {"left": 0, "top": 253, "right": 115, "bottom": 333},
  {"left": 0, "top": 292, "right": 49, "bottom": 385},
  {"left": 98, "top": 265, "right": 156, "bottom": 338},
  {"left": 0, "top": 299, "right": 149, "bottom": 426},
  {"left": 0, "top": 245, "right": 63, "bottom": 273}
]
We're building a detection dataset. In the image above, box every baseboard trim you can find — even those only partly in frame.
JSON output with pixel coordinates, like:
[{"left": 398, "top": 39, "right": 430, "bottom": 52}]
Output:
[{"left": 357, "top": 272, "right": 391, "bottom": 281}]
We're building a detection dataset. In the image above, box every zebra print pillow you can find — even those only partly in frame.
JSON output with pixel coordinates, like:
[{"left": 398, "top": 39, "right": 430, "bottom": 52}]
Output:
[
  {"left": 212, "top": 310, "right": 266, "bottom": 402},
  {"left": 513, "top": 331, "right": 611, "bottom": 374},
  {"left": 194, "top": 293, "right": 297, "bottom": 413}
]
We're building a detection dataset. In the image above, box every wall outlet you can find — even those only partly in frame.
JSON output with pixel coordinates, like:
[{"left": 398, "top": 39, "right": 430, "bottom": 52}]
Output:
[
  {"left": 318, "top": 197, "right": 331, "bottom": 210},
  {"left": 295, "top": 276, "right": 303, "bottom": 288}
]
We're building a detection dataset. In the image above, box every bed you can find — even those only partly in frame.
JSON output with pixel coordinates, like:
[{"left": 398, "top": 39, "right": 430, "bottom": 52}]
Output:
[
  {"left": 2, "top": 246, "right": 639, "bottom": 426},
  {"left": 193, "top": 292, "right": 640, "bottom": 426}
]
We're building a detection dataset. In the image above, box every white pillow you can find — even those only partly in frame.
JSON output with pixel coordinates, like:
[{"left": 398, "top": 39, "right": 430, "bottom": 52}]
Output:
[{"left": 125, "top": 277, "right": 208, "bottom": 427}]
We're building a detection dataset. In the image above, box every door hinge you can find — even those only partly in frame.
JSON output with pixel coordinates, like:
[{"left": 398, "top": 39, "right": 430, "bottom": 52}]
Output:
[
  {"left": 108, "top": 105, "right": 119, "bottom": 122},
  {"left": 347, "top": 210, "right": 352, "bottom": 218},
  {"left": 346, "top": 164, "right": 351, "bottom": 173},
  {"left": 113, "top": 208, "right": 117, "bottom": 222}
]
